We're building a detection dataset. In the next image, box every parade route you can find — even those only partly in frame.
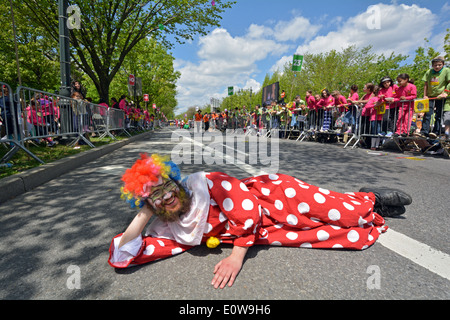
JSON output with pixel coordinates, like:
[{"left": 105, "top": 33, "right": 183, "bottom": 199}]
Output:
[{"left": 0, "top": 128, "right": 449, "bottom": 300}]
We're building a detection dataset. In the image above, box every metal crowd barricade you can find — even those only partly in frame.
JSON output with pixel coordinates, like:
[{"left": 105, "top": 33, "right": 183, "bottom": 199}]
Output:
[
  {"left": 127, "top": 114, "right": 145, "bottom": 133},
  {"left": 89, "top": 103, "right": 116, "bottom": 140},
  {"left": 388, "top": 100, "right": 416, "bottom": 151},
  {"left": 108, "top": 107, "right": 131, "bottom": 137},
  {"left": 343, "top": 100, "right": 414, "bottom": 150},
  {"left": 17, "top": 86, "right": 95, "bottom": 148},
  {"left": 262, "top": 112, "right": 275, "bottom": 138},
  {"left": 283, "top": 108, "right": 305, "bottom": 140},
  {"left": 343, "top": 106, "right": 361, "bottom": 149},
  {"left": 296, "top": 109, "right": 315, "bottom": 141},
  {"left": 1, "top": 83, "right": 143, "bottom": 166},
  {"left": 1, "top": 82, "right": 44, "bottom": 165},
  {"left": 294, "top": 106, "right": 346, "bottom": 143},
  {"left": 343, "top": 98, "right": 450, "bottom": 158}
]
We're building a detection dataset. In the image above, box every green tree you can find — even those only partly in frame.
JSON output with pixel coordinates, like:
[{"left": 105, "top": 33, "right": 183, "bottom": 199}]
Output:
[
  {"left": 275, "top": 46, "right": 376, "bottom": 100},
  {"left": 17, "top": 0, "right": 235, "bottom": 102},
  {"left": 371, "top": 51, "right": 409, "bottom": 85},
  {"left": 83, "top": 37, "right": 180, "bottom": 118},
  {"left": 0, "top": 1, "right": 60, "bottom": 91},
  {"left": 272, "top": 46, "right": 409, "bottom": 101},
  {"left": 220, "top": 87, "right": 254, "bottom": 112}
]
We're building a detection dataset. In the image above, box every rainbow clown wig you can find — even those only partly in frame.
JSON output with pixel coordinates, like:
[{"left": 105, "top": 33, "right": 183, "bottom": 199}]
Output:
[{"left": 120, "top": 153, "right": 181, "bottom": 209}]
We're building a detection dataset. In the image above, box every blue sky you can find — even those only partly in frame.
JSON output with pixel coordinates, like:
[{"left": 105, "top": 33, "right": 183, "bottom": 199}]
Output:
[{"left": 171, "top": 1, "right": 450, "bottom": 114}]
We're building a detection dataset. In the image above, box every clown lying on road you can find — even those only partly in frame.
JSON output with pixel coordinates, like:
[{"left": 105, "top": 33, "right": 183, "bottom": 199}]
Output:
[{"left": 108, "top": 153, "right": 412, "bottom": 289}]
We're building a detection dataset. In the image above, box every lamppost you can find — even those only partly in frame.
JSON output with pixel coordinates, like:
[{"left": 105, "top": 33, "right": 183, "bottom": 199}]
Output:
[
  {"left": 9, "top": 0, "right": 22, "bottom": 86},
  {"left": 58, "top": 0, "right": 71, "bottom": 97}
]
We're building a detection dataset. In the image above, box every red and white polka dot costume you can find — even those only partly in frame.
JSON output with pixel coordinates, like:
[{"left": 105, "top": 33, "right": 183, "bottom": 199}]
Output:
[{"left": 108, "top": 172, "right": 387, "bottom": 268}]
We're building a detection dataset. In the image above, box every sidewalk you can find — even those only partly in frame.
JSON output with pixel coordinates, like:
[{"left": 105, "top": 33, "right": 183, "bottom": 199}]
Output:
[{"left": 0, "top": 131, "right": 153, "bottom": 204}]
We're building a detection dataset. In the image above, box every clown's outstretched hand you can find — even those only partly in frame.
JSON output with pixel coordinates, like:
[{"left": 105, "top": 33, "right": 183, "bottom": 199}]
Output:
[{"left": 211, "top": 246, "right": 248, "bottom": 289}]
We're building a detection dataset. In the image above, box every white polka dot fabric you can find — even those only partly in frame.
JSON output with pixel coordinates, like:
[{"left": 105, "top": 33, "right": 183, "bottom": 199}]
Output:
[
  {"left": 108, "top": 172, "right": 387, "bottom": 269},
  {"left": 204, "top": 172, "right": 387, "bottom": 251}
]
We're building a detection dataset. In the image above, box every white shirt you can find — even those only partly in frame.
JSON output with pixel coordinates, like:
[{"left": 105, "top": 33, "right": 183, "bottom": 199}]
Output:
[{"left": 110, "top": 172, "right": 210, "bottom": 264}]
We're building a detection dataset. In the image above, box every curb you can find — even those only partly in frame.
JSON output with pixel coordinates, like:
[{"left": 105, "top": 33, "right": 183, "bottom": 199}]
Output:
[{"left": 0, "top": 131, "right": 154, "bottom": 204}]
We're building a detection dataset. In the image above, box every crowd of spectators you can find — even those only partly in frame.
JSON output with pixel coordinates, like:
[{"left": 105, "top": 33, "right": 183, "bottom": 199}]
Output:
[
  {"left": 176, "top": 56, "right": 449, "bottom": 154},
  {"left": 2, "top": 56, "right": 449, "bottom": 156},
  {"left": 0, "top": 80, "right": 159, "bottom": 149}
]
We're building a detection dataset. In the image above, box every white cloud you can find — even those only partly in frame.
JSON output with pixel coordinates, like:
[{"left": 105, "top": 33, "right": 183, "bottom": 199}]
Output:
[
  {"left": 270, "top": 55, "right": 292, "bottom": 74},
  {"left": 175, "top": 27, "right": 292, "bottom": 113},
  {"left": 174, "top": 14, "right": 322, "bottom": 114},
  {"left": 273, "top": 17, "right": 321, "bottom": 42},
  {"left": 243, "top": 79, "right": 261, "bottom": 92},
  {"left": 295, "top": 3, "right": 436, "bottom": 56},
  {"left": 442, "top": 2, "right": 450, "bottom": 12},
  {"left": 247, "top": 24, "right": 274, "bottom": 39},
  {"left": 270, "top": 3, "right": 437, "bottom": 74}
]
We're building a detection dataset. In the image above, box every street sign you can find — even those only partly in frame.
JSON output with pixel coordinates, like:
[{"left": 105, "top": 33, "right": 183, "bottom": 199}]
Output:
[
  {"left": 128, "top": 77, "right": 142, "bottom": 97},
  {"left": 143, "top": 94, "right": 149, "bottom": 102},
  {"left": 128, "top": 74, "right": 135, "bottom": 86},
  {"left": 228, "top": 86, "right": 234, "bottom": 96},
  {"left": 292, "top": 54, "right": 304, "bottom": 72}
]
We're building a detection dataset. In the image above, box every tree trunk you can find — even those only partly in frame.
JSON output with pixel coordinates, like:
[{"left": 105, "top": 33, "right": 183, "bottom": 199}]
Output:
[{"left": 96, "top": 76, "right": 111, "bottom": 104}]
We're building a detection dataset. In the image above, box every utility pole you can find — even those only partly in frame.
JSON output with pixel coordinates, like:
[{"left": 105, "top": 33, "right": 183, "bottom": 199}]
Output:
[
  {"left": 58, "top": 0, "right": 71, "bottom": 97},
  {"left": 9, "top": 0, "right": 22, "bottom": 86}
]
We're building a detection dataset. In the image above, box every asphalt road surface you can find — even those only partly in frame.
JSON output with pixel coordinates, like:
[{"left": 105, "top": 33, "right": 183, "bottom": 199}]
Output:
[{"left": 0, "top": 127, "right": 449, "bottom": 302}]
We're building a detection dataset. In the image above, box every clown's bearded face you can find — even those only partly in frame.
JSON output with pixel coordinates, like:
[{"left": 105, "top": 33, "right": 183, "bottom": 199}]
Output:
[{"left": 147, "top": 176, "right": 191, "bottom": 222}]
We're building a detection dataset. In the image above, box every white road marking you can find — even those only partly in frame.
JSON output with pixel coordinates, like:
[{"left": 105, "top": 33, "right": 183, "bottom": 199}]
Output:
[
  {"left": 377, "top": 229, "right": 450, "bottom": 281},
  {"left": 171, "top": 129, "right": 267, "bottom": 177},
  {"left": 98, "top": 165, "right": 127, "bottom": 172}
]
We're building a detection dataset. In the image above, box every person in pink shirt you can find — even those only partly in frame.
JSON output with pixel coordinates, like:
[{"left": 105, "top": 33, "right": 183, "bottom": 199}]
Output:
[
  {"left": 393, "top": 73, "right": 417, "bottom": 136},
  {"left": 351, "top": 83, "right": 376, "bottom": 146},
  {"left": 119, "top": 95, "right": 128, "bottom": 110},
  {"left": 144, "top": 110, "right": 150, "bottom": 128},
  {"left": 348, "top": 85, "right": 359, "bottom": 102},
  {"left": 344, "top": 85, "right": 359, "bottom": 133},
  {"left": 317, "top": 89, "right": 335, "bottom": 109},
  {"left": 377, "top": 77, "right": 398, "bottom": 136},
  {"left": 332, "top": 91, "right": 348, "bottom": 113},
  {"left": 26, "top": 98, "right": 55, "bottom": 146},
  {"left": 305, "top": 90, "right": 316, "bottom": 110},
  {"left": 317, "top": 89, "right": 335, "bottom": 131},
  {"left": 363, "top": 86, "right": 384, "bottom": 149},
  {"left": 98, "top": 99, "right": 109, "bottom": 117},
  {"left": 331, "top": 91, "right": 348, "bottom": 132},
  {"left": 305, "top": 90, "right": 317, "bottom": 129},
  {"left": 52, "top": 99, "right": 60, "bottom": 127}
]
